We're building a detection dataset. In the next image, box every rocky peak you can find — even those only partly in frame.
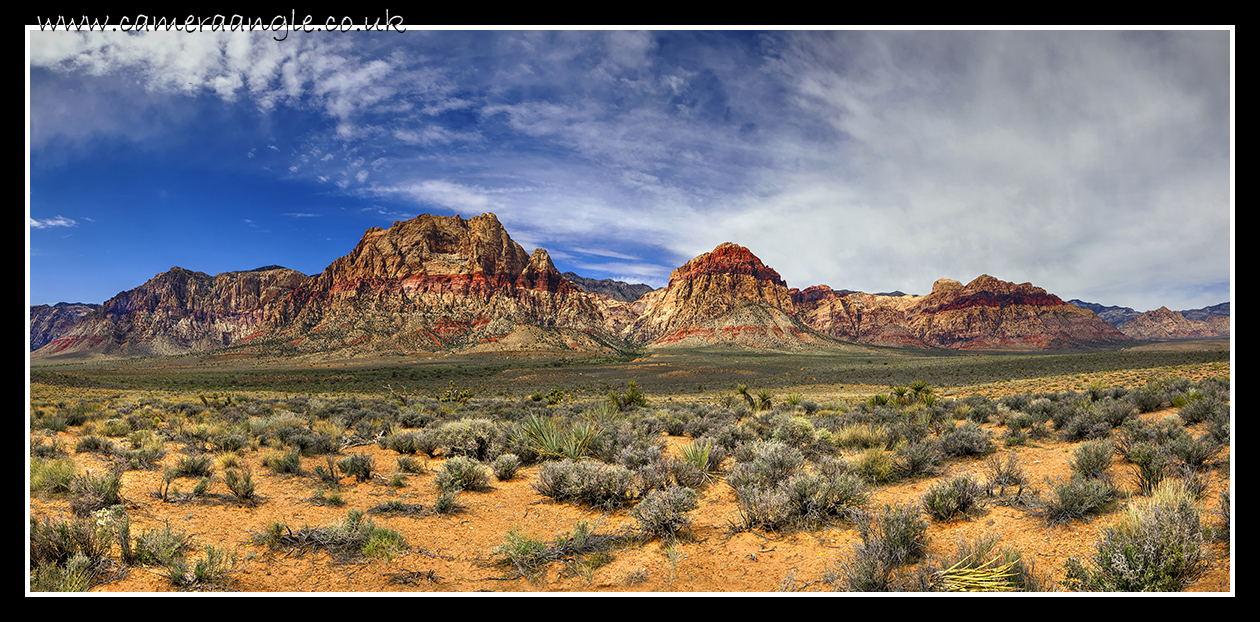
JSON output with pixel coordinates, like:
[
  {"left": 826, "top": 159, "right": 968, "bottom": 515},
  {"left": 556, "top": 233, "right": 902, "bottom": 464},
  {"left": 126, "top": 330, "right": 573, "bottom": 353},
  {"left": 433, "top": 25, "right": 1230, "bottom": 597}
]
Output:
[{"left": 669, "top": 242, "right": 787, "bottom": 289}]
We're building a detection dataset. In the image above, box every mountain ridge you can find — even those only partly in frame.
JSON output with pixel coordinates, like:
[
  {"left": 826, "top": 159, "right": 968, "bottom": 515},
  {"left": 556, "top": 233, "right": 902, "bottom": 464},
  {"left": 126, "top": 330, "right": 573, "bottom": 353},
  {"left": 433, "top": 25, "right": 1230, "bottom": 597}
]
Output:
[{"left": 30, "top": 212, "right": 1226, "bottom": 358}]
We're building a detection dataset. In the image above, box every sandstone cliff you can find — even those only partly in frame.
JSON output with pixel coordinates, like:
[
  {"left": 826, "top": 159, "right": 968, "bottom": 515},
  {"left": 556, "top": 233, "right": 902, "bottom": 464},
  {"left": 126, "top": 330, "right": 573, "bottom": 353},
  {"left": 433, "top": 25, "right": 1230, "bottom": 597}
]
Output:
[
  {"left": 261, "top": 213, "right": 620, "bottom": 354},
  {"left": 625, "top": 243, "right": 834, "bottom": 349},
  {"left": 1118, "top": 306, "right": 1230, "bottom": 340},
  {"left": 29, "top": 302, "right": 100, "bottom": 352},
  {"left": 33, "top": 266, "right": 307, "bottom": 357}
]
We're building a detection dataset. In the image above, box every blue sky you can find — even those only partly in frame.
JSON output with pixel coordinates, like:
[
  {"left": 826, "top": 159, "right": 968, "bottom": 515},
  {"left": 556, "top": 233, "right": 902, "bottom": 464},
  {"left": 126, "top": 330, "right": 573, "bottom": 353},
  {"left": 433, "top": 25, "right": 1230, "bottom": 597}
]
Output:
[{"left": 28, "top": 28, "right": 1233, "bottom": 312}]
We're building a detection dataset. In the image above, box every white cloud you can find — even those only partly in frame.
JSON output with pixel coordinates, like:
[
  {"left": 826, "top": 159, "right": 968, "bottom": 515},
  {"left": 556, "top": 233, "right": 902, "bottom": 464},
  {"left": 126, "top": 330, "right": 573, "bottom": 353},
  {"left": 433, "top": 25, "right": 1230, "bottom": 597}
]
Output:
[{"left": 29, "top": 215, "right": 77, "bottom": 229}]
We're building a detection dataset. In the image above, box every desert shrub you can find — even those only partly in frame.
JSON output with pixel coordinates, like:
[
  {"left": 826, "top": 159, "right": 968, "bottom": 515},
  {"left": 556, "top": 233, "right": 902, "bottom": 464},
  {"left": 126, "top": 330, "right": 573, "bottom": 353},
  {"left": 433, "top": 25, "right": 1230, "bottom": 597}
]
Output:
[
  {"left": 30, "top": 458, "right": 77, "bottom": 495},
  {"left": 30, "top": 514, "right": 112, "bottom": 571},
  {"left": 69, "top": 468, "right": 124, "bottom": 516},
  {"left": 533, "top": 459, "right": 635, "bottom": 509},
  {"left": 771, "top": 415, "right": 816, "bottom": 446},
  {"left": 1126, "top": 442, "right": 1171, "bottom": 496},
  {"left": 1057, "top": 409, "right": 1112, "bottom": 442},
  {"left": 670, "top": 456, "right": 708, "bottom": 488},
  {"left": 223, "top": 467, "right": 257, "bottom": 503},
  {"left": 1039, "top": 477, "right": 1119, "bottom": 526},
  {"left": 1064, "top": 480, "right": 1206, "bottom": 592},
  {"left": 983, "top": 453, "right": 1028, "bottom": 497},
  {"left": 735, "top": 443, "right": 801, "bottom": 486},
  {"left": 938, "top": 422, "right": 992, "bottom": 457},
  {"left": 1128, "top": 385, "right": 1166, "bottom": 413},
  {"left": 733, "top": 485, "right": 793, "bottom": 531},
  {"left": 1177, "top": 397, "right": 1225, "bottom": 426},
  {"left": 632, "top": 486, "right": 700, "bottom": 539},
  {"left": 253, "top": 510, "right": 407, "bottom": 563},
  {"left": 260, "top": 448, "right": 303, "bottom": 475},
  {"left": 830, "top": 422, "right": 888, "bottom": 451},
  {"left": 431, "top": 418, "right": 506, "bottom": 461},
  {"left": 337, "top": 453, "right": 375, "bottom": 483},
  {"left": 893, "top": 439, "right": 943, "bottom": 480},
  {"left": 75, "top": 434, "right": 118, "bottom": 455},
  {"left": 1207, "top": 407, "right": 1230, "bottom": 446},
  {"left": 396, "top": 454, "right": 427, "bottom": 474},
  {"left": 29, "top": 515, "right": 114, "bottom": 592},
  {"left": 781, "top": 471, "right": 870, "bottom": 526},
  {"left": 852, "top": 448, "right": 896, "bottom": 485},
  {"left": 1213, "top": 492, "right": 1230, "bottom": 542},
  {"left": 1070, "top": 440, "right": 1114, "bottom": 480},
  {"left": 634, "top": 456, "right": 675, "bottom": 493},
  {"left": 378, "top": 430, "right": 427, "bottom": 455},
  {"left": 616, "top": 443, "right": 665, "bottom": 471},
  {"left": 831, "top": 503, "right": 930, "bottom": 591},
  {"left": 435, "top": 456, "right": 491, "bottom": 493},
  {"left": 1169, "top": 433, "right": 1224, "bottom": 472},
  {"left": 922, "top": 475, "right": 984, "bottom": 522},
  {"left": 492, "top": 453, "right": 521, "bottom": 481},
  {"left": 171, "top": 453, "right": 214, "bottom": 479},
  {"left": 433, "top": 491, "right": 461, "bottom": 515}
]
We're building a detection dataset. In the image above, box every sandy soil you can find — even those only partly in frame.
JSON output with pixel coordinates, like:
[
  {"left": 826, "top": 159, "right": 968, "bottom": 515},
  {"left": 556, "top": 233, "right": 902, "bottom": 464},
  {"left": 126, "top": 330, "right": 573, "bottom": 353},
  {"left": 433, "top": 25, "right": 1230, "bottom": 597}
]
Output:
[{"left": 30, "top": 395, "right": 1232, "bottom": 595}]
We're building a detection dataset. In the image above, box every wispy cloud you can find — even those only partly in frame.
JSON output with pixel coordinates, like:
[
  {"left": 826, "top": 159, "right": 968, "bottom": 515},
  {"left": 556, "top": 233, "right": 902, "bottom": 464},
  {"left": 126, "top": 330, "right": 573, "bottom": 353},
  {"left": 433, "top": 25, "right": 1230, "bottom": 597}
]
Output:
[{"left": 29, "top": 216, "right": 77, "bottom": 229}]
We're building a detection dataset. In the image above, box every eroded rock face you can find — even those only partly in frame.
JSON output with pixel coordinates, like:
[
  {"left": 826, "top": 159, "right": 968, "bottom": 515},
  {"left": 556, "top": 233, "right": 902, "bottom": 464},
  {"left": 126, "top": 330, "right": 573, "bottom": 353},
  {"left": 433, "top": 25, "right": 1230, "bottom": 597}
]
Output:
[
  {"left": 626, "top": 243, "right": 832, "bottom": 348},
  {"left": 29, "top": 302, "right": 100, "bottom": 352},
  {"left": 35, "top": 213, "right": 1194, "bottom": 359},
  {"left": 1118, "top": 306, "right": 1229, "bottom": 340},
  {"left": 795, "top": 275, "right": 1131, "bottom": 350},
  {"left": 906, "top": 275, "right": 1130, "bottom": 349},
  {"left": 262, "top": 213, "right": 616, "bottom": 354},
  {"left": 562, "top": 272, "right": 655, "bottom": 303},
  {"left": 33, "top": 266, "right": 307, "bottom": 357}
]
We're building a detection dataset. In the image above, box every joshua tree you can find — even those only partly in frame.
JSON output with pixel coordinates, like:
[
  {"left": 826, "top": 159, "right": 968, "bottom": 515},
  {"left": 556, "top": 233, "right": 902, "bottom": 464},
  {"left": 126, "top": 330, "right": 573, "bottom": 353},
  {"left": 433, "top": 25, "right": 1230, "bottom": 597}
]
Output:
[{"left": 737, "top": 385, "right": 755, "bottom": 410}]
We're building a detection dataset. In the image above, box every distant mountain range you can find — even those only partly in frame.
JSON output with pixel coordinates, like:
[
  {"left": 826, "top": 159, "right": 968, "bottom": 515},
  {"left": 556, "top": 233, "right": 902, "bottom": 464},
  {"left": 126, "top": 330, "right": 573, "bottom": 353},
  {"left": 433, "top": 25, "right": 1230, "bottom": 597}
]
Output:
[
  {"left": 1067, "top": 300, "right": 1230, "bottom": 340},
  {"left": 28, "top": 212, "right": 1228, "bottom": 358}
]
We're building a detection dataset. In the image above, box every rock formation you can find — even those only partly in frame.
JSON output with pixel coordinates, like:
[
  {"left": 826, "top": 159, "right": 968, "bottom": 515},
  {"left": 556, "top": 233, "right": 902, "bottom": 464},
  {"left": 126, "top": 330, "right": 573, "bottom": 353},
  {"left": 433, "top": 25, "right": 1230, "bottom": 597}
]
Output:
[
  {"left": 29, "top": 302, "right": 100, "bottom": 352},
  {"left": 1116, "top": 306, "right": 1230, "bottom": 340},
  {"left": 625, "top": 243, "right": 834, "bottom": 348},
  {"left": 33, "top": 212, "right": 1217, "bottom": 359},
  {"left": 261, "top": 213, "right": 620, "bottom": 354},
  {"left": 562, "top": 272, "right": 655, "bottom": 303},
  {"left": 34, "top": 266, "right": 306, "bottom": 357}
]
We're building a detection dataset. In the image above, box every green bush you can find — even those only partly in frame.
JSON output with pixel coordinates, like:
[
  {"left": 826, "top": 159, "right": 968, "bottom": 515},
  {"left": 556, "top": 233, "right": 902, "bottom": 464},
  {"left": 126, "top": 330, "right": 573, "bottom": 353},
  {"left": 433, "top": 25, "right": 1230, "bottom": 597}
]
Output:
[
  {"left": 492, "top": 453, "right": 521, "bottom": 481},
  {"left": 1064, "top": 480, "right": 1206, "bottom": 591},
  {"left": 922, "top": 475, "right": 984, "bottom": 521},
  {"left": 1039, "top": 477, "right": 1119, "bottom": 526},
  {"left": 69, "top": 468, "right": 124, "bottom": 516},
  {"left": 939, "top": 422, "right": 992, "bottom": 457},
  {"left": 631, "top": 486, "right": 699, "bottom": 539},
  {"left": 1070, "top": 440, "right": 1114, "bottom": 480},
  {"left": 435, "top": 456, "right": 490, "bottom": 493},
  {"left": 337, "top": 453, "right": 375, "bottom": 483},
  {"left": 532, "top": 459, "right": 635, "bottom": 509}
]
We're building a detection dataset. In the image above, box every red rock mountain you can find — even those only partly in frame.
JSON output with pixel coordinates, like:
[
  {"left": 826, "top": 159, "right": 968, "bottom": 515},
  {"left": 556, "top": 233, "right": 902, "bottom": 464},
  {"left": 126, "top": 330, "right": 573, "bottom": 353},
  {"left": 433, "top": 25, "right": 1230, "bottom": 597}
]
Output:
[
  {"left": 35, "top": 266, "right": 306, "bottom": 357},
  {"left": 260, "top": 213, "right": 618, "bottom": 354},
  {"left": 1117, "top": 306, "right": 1230, "bottom": 340},
  {"left": 31, "top": 213, "right": 1166, "bottom": 358},
  {"left": 29, "top": 302, "right": 99, "bottom": 352},
  {"left": 625, "top": 243, "right": 833, "bottom": 348}
]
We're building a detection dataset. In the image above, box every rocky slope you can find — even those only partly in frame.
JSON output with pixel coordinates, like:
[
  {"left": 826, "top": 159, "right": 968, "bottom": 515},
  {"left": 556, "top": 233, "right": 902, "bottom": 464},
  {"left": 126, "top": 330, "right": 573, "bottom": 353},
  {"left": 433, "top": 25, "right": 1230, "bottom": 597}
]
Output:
[
  {"left": 29, "top": 302, "right": 100, "bottom": 352},
  {"left": 34, "top": 212, "right": 1214, "bottom": 359},
  {"left": 907, "top": 276, "right": 1131, "bottom": 349},
  {"left": 562, "top": 272, "right": 655, "bottom": 303},
  {"left": 793, "top": 276, "right": 1131, "bottom": 350},
  {"left": 625, "top": 243, "right": 836, "bottom": 349},
  {"left": 260, "top": 213, "right": 621, "bottom": 355},
  {"left": 1116, "top": 306, "right": 1230, "bottom": 340},
  {"left": 33, "top": 266, "right": 307, "bottom": 357}
]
